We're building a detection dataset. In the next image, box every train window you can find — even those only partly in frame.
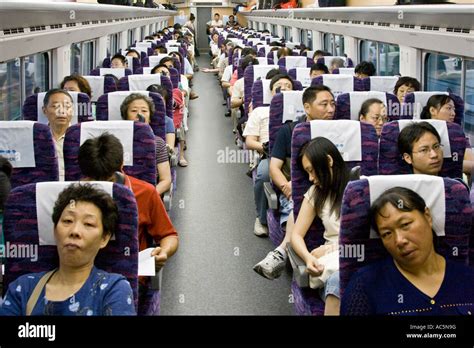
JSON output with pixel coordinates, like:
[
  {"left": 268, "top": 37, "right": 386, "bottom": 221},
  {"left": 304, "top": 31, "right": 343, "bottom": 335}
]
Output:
[
  {"left": 334, "top": 35, "right": 344, "bottom": 57},
  {"left": 109, "top": 33, "right": 119, "bottom": 56},
  {"left": 307, "top": 30, "right": 313, "bottom": 50},
  {"left": 24, "top": 52, "right": 49, "bottom": 97},
  {"left": 425, "top": 53, "right": 462, "bottom": 95},
  {"left": 379, "top": 43, "right": 399, "bottom": 76},
  {"left": 128, "top": 29, "right": 134, "bottom": 46},
  {"left": 0, "top": 58, "right": 21, "bottom": 120},
  {"left": 70, "top": 43, "right": 81, "bottom": 74},
  {"left": 284, "top": 27, "right": 290, "bottom": 41},
  {"left": 360, "top": 40, "right": 377, "bottom": 68},
  {"left": 271, "top": 24, "right": 277, "bottom": 36},
  {"left": 465, "top": 59, "right": 474, "bottom": 144},
  {"left": 323, "top": 33, "right": 333, "bottom": 54},
  {"left": 81, "top": 41, "right": 95, "bottom": 76}
]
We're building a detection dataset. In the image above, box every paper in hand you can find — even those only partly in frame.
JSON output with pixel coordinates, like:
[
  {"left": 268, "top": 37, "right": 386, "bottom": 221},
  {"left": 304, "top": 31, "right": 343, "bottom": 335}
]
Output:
[{"left": 138, "top": 247, "right": 156, "bottom": 276}]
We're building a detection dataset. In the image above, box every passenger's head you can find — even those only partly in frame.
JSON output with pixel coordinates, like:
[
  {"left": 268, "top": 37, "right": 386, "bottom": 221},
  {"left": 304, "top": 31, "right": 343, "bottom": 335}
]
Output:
[
  {"left": 126, "top": 49, "right": 141, "bottom": 60},
  {"left": 312, "top": 50, "right": 326, "bottom": 62},
  {"left": 103, "top": 74, "right": 120, "bottom": 90},
  {"left": 79, "top": 133, "right": 123, "bottom": 181},
  {"left": 359, "top": 98, "right": 387, "bottom": 137},
  {"left": 0, "top": 156, "right": 12, "bottom": 212},
  {"left": 120, "top": 93, "right": 154, "bottom": 123},
  {"left": 42, "top": 88, "right": 74, "bottom": 129},
  {"left": 60, "top": 74, "right": 92, "bottom": 98},
  {"left": 189, "top": 13, "right": 195, "bottom": 21},
  {"left": 211, "top": 32, "right": 219, "bottom": 43},
  {"left": 214, "top": 13, "right": 220, "bottom": 20},
  {"left": 269, "top": 73, "right": 293, "bottom": 96},
  {"left": 302, "top": 85, "right": 335, "bottom": 121},
  {"left": 354, "top": 61, "right": 376, "bottom": 78},
  {"left": 370, "top": 187, "right": 435, "bottom": 270},
  {"left": 158, "top": 57, "right": 175, "bottom": 70},
  {"left": 228, "top": 15, "right": 235, "bottom": 22},
  {"left": 154, "top": 46, "right": 168, "bottom": 55},
  {"left": 277, "top": 47, "right": 293, "bottom": 59},
  {"left": 241, "top": 47, "right": 257, "bottom": 58},
  {"left": 310, "top": 63, "right": 329, "bottom": 79},
  {"left": 300, "top": 137, "right": 349, "bottom": 218},
  {"left": 151, "top": 63, "right": 170, "bottom": 76},
  {"left": 52, "top": 183, "right": 119, "bottom": 267},
  {"left": 265, "top": 68, "right": 280, "bottom": 80},
  {"left": 393, "top": 76, "right": 421, "bottom": 103},
  {"left": 111, "top": 54, "right": 127, "bottom": 68},
  {"left": 241, "top": 55, "right": 258, "bottom": 73},
  {"left": 420, "top": 95, "right": 455, "bottom": 123},
  {"left": 147, "top": 84, "right": 169, "bottom": 104},
  {"left": 329, "top": 58, "right": 345, "bottom": 73},
  {"left": 398, "top": 122, "right": 443, "bottom": 176}
]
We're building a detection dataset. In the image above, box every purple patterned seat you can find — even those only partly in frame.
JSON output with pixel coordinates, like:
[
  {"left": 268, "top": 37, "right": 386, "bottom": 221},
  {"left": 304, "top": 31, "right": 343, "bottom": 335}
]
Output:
[
  {"left": 311, "top": 75, "right": 366, "bottom": 95},
  {"left": 378, "top": 120, "right": 466, "bottom": 178},
  {"left": 83, "top": 75, "right": 118, "bottom": 102},
  {"left": 0, "top": 121, "right": 58, "bottom": 189},
  {"left": 2, "top": 181, "right": 139, "bottom": 310},
  {"left": 95, "top": 91, "right": 166, "bottom": 141},
  {"left": 339, "top": 176, "right": 472, "bottom": 302},
  {"left": 89, "top": 68, "right": 132, "bottom": 80},
  {"left": 63, "top": 121, "right": 157, "bottom": 186},
  {"left": 289, "top": 121, "right": 379, "bottom": 315},
  {"left": 335, "top": 92, "right": 400, "bottom": 121},
  {"left": 317, "top": 56, "right": 354, "bottom": 68},
  {"left": 244, "top": 64, "right": 286, "bottom": 120},
  {"left": 252, "top": 79, "right": 303, "bottom": 109},
  {"left": 470, "top": 188, "right": 474, "bottom": 266},
  {"left": 363, "top": 76, "right": 399, "bottom": 93},
  {"left": 22, "top": 92, "right": 93, "bottom": 124},
  {"left": 118, "top": 74, "right": 173, "bottom": 120},
  {"left": 402, "top": 92, "right": 464, "bottom": 125},
  {"left": 277, "top": 56, "right": 313, "bottom": 70},
  {"left": 331, "top": 68, "right": 355, "bottom": 75}
]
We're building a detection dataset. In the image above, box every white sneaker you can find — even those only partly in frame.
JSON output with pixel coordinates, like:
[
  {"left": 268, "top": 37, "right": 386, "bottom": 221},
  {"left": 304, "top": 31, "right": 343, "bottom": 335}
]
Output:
[
  {"left": 254, "top": 218, "right": 269, "bottom": 237},
  {"left": 253, "top": 250, "right": 286, "bottom": 280}
]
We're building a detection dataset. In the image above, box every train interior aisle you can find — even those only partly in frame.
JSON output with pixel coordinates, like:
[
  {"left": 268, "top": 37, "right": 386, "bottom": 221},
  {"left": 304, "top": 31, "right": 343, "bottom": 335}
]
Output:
[{"left": 162, "top": 56, "right": 293, "bottom": 315}]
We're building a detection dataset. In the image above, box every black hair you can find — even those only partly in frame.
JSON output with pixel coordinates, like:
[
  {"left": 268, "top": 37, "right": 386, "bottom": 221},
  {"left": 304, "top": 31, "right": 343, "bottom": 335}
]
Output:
[
  {"left": 393, "top": 76, "right": 421, "bottom": 95},
  {"left": 265, "top": 68, "right": 281, "bottom": 80},
  {"left": 277, "top": 47, "right": 293, "bottom": 59},
  {"left": 126, "top": 49, "right": 141, "bottom": 59},
  {"left": 397, "top": 121, "right": 442, "bottom": 155},
  {"left": 241, "top": 47, "right": 257, "bottom": 57},
  {"left": 78, "top": 133, "right": 123, "bottom": 181},
  {"left": 52, "top": 183, "right": 118, "bottom": 238},
  {"left": 354, "top": 61, "right": 376, "bottom": 77},
  {"left": 147, "top": 84, "right": 169, "bottom": 104},
  {"left": 111, "top": 54, "right": 127, "bottom": 65},
  {"left": 241, "top": 55, "right": 258, "bottom": 73},
  {"left": 0, "top": 156, "right": 12, "bottom": 211},
  {"left": 43, "top": 88, "right": 73, "bottom": 107},
  {"left": 269, "top": 73, "right": 293, "bottom": 92},
  {"left": 302, "top": 85, "right": 333, "bottom": 105},
  {"left": 151, "top": 63, "right": 170, "bottom": 75},
  {"left": 120, "top": 93, "right": 155, "bottom": 120},
  {"left": 359, "top": 98, "right": 384, "bottom": 117},
  {"left": 310, "top": 63, "right": 329, "bottom": 75},
  {"left": 420, "top": 95, "right": 454, "bottom": 120},
  {"left": 300, "top": 137, "right": 350, "bottom": 218}
]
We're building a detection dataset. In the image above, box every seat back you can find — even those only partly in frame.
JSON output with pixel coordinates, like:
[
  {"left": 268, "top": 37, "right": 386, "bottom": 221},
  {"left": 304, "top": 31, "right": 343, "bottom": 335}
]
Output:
[
  {"left": 311, "top": 75, "right": 366, "bottom": 98},
  {"left": 83, "top": 75, "right": 118, "bottom": 102},
  {"left": 288, "top": 68, "right": 312, "bottom": 87},
  {"left": 364, "top": 76, "right": 399, "bottom": 93},
  {"left": 317, "top": 56, "right": 354, "bottom": 68},
  {"left": 2, "top": 181, "right": 139, "bottom": 308},
  {"left": 335, "top": 92, "right": 400, "bottom": 121},
  {"left": 331, "top": 68, "right": 355, "bottom": 75},
  {"left": 268, "top": 91, "right": 305, "bottom": 153},
  {"left": 142, "top": 54, "right": 169, "bottom": 68},
  {"left": 118, "top": 75, "right": 173, "bottom": 119},
  {"left": 256, "top": 57, "right": 274, "bottom": 65},
  {"left": 403, "top": 92, "right": 464, "bottom": 125},
  {"left": 22, "top": 92, "right": 93, "bottom": 124},
  {"left": 102, "top": 56, "right": 141, "bottom": 74},
  {"left": 95, "top": 91, "right": 166, "bottom": 140},
  {"left": 278, "top": 56, "right": 313, "bottom": 70},
  {"left": 0, "top": 121, "right": 59, "bottom": 188},
  {"left": 339, "top": 175, "right": 471, "bottom": 298},
  {"left": 378, "top": 120, "right": 465, "bottom": 178},
  {"left": 89, "top": 68, "right": 132, "bottom": 80},
  {"left": 64, "top": 121, "right": 156, "bottom": 185},
  {"left": 252, "top": 79, "right": 303, "bottom": 109}
]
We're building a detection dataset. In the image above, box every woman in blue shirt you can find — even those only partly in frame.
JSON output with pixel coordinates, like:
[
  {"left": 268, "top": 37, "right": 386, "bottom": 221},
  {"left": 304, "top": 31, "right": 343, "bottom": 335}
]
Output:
[
  {"left": 0, "top": 183, "right": 136, "bottom": 316},
  {"left": 341, "top": 187, "right": 474, "bottom": 315}
]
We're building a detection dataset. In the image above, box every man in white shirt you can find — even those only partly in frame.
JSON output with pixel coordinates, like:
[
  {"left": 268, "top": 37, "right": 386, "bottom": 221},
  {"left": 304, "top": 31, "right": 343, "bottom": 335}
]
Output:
[{"left": 210, "top": 13, "right": 223, "bottom": 28}]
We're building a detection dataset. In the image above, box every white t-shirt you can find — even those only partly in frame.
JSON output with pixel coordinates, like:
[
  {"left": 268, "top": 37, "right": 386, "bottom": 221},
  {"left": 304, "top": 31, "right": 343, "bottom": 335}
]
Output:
[
  {"left": 231, "top": 78, "right": 245, "bottom": 101},
  {"left": 221, "top": 65, "right": 233, "bottom": 82},
  {"left": 211, "top": 19, "right": 223, "bottom": 27},
  {"left": 242, "top": 106, "right": 270, "bottom": 143},
  {"left": 304, "top": 185, "right": 340, "bottom": 245}
]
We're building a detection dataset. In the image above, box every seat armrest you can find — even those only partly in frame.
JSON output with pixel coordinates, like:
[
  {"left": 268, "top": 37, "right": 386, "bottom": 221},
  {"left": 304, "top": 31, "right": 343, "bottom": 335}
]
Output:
[
  {"left": 150, "top": 268, "right": 163, "bottom": 291},
  {"left": 170, "top": 153, "right": 178, "bottom": 167},
  {"left": 162, "top": 190, "right": 172, "bottom": 211},
  {"left": 264, "top": 181, "right": 279, "bottom": 210},
  {"left": 287, "top": 243, "right": 309, "bottom": 288}
]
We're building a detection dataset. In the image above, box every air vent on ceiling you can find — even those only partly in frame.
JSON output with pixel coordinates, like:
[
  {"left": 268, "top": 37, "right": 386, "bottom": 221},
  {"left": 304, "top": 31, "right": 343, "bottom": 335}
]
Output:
[
  {"left": 321, "top": 18, "right": 329, "bottom": 22},
  {"left": 50, "top": 24, "right": 63, "bottom": 29},
  {"left": 30, "top": 25, "right": 46, "bottom": 32},
  {"left": 352, "top": 20, "right": 361, "bottom": 24},
  {"left": 82, "top": 21, "right": 90, "bottom": 25},
  {"left": 100, "top": 20, "right": 107, "bottom": 24},
  {"left": 91, "top": 20, "right": 99, "bottom": 24},
  {"left": 329, "top": 19, "right": 336, "bottom": 23},
  {"left": 400, "top": 24, "right": 415, "bottom": 29},
  {"left": 420, "top": 25, "right": 439, "bottom": 31},
  {"left": 3, "top": 27, "right": 24, "bottom": 35},
  {"left": 341, "top": 20, "right": 349, "bottom": 23},
  {"left": 66, "top": 23, "right": 76, "bottom": 27},
  {"left": 364, "top": 21, "right": 375, "bottom": 26},
  {"left": 447, "top": 27, "right": 470, "bottom": 34},
  {"left": 378, "top": 22, "right": 390, "bottom": 27}
]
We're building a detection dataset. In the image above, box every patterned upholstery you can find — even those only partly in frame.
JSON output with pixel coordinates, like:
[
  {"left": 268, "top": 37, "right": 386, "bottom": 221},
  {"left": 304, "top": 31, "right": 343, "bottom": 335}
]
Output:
[
  {"left": 331, "top": 68, "right": 355, "bottom": 75},
  {"left": 22, "top": 92, "right": 93, "bottom": 124},
  {"left": 95, "top": 91, "right": 166, "bottom": 141},
  {"left": 289, "top": 121, "right": 379, "bottom": 315},
  {"left": 252, "top": 79, "right": 303, "bottom": 109},
  {"left": 277, "top": 56, "right": 313, "bottom": 70},
  {"left": 402, "top": 92, "right": 464, "bottom": 126},
  {"left": 339, "top": 177, "right": 472, "bottom": 300},
  {"left": 335, "top": 92, "right": 400, "bottom": 121},
  {"left": 63, "top": 121, "right": 157, "bottom": 186},
  {"left": 118, "top": 74, "right": 173, "bottom": 120},
  {"left": 2, "top": 182, "right": 139, "bottom": 309},
  {"left": 378, "top": 120, "right": 466, "bottom": 178},
  {"left": 0, "top": 122, "right": 59, "bottom": 188},
  {"left": 311, "top": 75, "right": 366, "bottom": 94}
]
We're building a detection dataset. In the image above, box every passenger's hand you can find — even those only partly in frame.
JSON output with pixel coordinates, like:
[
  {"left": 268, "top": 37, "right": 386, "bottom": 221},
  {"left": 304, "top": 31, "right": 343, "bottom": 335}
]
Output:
[
  {"left": 200, "top": 68, "right": 213, "bottom": 73},
  {"left": 151, "top": 246, "right": 168, "bottom": 270},
  {"left": 310, "top": 245, "right": 328, "bottom": 259},
  {"left": 306, "top": 255, "right": 324, "bottom": 277},
  {"left": 281, "top": 181, "right": 292, "bottom": 199}
]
